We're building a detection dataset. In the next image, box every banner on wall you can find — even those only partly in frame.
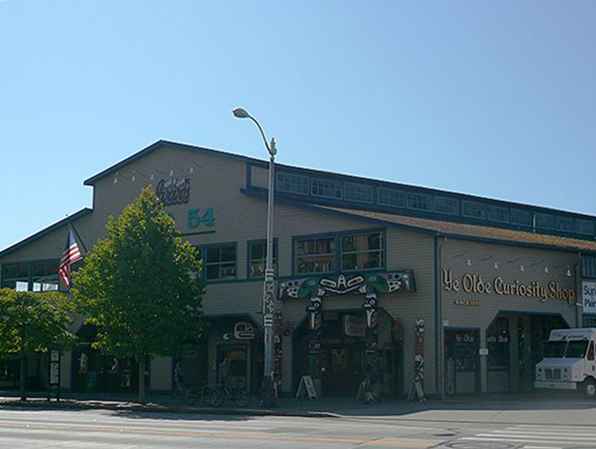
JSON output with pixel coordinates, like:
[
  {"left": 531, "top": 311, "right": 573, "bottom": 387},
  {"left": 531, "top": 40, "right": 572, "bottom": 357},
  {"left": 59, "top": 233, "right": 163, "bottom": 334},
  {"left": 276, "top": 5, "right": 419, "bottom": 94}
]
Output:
[{"left": 583, "top": 281, "right": 596, "bottom": 314}]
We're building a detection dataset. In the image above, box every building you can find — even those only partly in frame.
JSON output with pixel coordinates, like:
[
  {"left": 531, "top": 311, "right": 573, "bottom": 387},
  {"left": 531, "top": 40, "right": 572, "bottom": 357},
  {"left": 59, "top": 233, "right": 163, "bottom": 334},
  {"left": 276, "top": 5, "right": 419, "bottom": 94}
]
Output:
[{"left": 1, "top": 140, "right": 596, "bottom": 397}]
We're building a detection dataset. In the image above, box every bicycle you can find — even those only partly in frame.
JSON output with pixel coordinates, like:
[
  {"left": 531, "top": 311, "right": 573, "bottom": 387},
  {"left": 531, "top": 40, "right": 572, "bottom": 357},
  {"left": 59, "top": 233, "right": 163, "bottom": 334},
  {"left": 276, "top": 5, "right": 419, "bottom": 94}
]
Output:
[{"left": 208, "top": 383, "right": 249, "bottom": 408}]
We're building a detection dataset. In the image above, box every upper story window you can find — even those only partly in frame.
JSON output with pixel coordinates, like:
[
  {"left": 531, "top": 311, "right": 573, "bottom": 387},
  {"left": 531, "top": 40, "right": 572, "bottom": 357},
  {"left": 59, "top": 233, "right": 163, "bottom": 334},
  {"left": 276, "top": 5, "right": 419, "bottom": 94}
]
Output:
[
  {"left": 583, "top": 256, "right": 596, "bottom": 279},
  {"left": 463, "top": 201, "right": 486, "bottom": 220},
  {"left": 294, "top": 230, "right": 385, "bottom": 275},
  {"left": 557, "top": 216, "right": 575, "bottom": 233},
  {"left": 1, "top": 260, "right": 59, "bottom": 291},
  {"left": 202, "top": 244, "right": 237, "bottom": 281},
  {"left": 344, "top": 182, "right": 374, "bottom": 203},
  {"left": 248, "top": 239, "right": 278, "bottom": 278},
  {"left": 577, "top": 219, "right": 595, "bottom": 236},
  {"left": 407, "top": 193, "right": 432, "bottom": 211},
  {"left": 510, "top": 208, "right": 532, "bottom": 227},
  {"left": 295, "top": 237, "right": 336, "bottom": 274},
  {"left": 434, "top": 197, "right": 459, "bottom": 215},
  {"left": 311, "top": 178, "right": 343, "bottom": 199},
  {"left": 535, "top": 213, "right": 556, "bottom": 230},
  {"left": 276, "top": 172, "right": 309, "bottom": 196},
  {"left": 487, "top": 205, "right": 510, "bottom": 223},
  {"left": 340, "top": 231, "right": 384, "bottom": 271},
  {"left": 378, "top": 188, "right": 407, "bottom": 208}
]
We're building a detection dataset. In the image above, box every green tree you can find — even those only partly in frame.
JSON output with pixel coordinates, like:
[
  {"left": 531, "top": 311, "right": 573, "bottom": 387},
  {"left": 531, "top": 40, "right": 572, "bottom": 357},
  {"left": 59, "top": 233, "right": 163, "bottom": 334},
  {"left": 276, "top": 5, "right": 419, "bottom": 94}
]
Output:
[
  {"left": 73, "top": 186, "right": 205, "bottom": 403},
  {"left": 0, "top": 289, "right": 75, "bottom": 400}
]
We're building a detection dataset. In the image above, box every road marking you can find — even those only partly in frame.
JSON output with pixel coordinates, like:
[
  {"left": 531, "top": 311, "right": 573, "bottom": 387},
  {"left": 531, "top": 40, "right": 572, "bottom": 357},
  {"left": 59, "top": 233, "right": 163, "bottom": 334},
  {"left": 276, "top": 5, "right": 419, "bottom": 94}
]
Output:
[
  {"left": 462, "top": 436, "right": 596, "bottom": 446},
  {"left": 524, "top": 446, "right": 563, "bottom": 449},
  {"left": 476, "top": 432, "right": 596, "bottom": 441}
]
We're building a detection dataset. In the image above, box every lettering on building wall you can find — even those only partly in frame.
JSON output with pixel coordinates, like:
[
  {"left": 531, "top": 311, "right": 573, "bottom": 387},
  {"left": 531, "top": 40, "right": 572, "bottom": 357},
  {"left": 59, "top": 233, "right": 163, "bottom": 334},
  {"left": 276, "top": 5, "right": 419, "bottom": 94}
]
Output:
[
  {"left": 442, "top": 269, "right": 576, "bottom": 303},
  {"left": 187, "top": 208, "right": 215, "bottom": 230},
  {"left": 156, "top": 177, "right": 191, "bottom": 206}
]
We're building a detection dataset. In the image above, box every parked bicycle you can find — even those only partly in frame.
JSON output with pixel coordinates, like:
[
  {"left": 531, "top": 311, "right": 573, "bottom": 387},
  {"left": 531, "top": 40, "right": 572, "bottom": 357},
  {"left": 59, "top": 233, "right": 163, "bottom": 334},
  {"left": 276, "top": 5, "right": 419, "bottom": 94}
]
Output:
[{"left": 208, "top": 383, "right": 249, "bottom": 408}]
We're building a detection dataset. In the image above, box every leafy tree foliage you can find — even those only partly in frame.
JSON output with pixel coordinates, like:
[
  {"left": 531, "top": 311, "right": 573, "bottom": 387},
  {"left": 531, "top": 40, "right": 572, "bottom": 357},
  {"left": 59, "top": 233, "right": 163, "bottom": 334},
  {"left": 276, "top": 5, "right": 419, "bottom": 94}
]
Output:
[
  {"left": 0, "top": 289, "right": 75, "bottom": 400},
  {"left": 73, "top": 186, "right": 205, "bottom": 402}
]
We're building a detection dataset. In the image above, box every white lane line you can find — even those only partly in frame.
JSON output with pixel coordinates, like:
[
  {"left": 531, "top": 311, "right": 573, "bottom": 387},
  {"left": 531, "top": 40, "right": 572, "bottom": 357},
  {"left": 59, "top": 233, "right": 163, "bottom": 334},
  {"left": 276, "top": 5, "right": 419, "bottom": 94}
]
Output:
[
  {"left": 491, "top": 430, "right": 596, "bottom": 437},
  {"left": 476, "top": 432, "right": 596, "bottom": 441},
  {"left": 462, "top": 436, "right": 596, "bottom": 446},
  {"left": 524, "top": 446, "right": 563, "bottom": 449}
]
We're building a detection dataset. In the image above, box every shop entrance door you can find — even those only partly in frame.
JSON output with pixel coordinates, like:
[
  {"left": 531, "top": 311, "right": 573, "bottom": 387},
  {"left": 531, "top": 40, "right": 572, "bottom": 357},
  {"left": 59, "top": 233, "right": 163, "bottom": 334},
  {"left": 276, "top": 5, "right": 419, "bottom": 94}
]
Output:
[
  {"left": 322, "top": 344, "right": 364, "bottom": 395},
  {"left": 445, "top": 329, "right": 480, "bottom": 395}
]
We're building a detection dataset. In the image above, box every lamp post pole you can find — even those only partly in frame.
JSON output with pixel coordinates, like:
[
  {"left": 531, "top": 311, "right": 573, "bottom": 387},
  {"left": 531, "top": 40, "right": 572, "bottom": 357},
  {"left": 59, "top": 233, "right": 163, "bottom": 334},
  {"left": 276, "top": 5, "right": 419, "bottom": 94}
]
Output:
[{"left": 233, "top": 107, "right": 277, "bottom": 407}]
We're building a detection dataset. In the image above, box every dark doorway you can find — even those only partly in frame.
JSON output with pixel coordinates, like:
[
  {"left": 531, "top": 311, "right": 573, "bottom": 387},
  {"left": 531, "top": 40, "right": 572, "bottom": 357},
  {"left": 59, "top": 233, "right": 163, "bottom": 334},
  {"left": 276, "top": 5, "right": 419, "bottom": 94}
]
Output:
[{"left": 445, "top": 328, "right": 480, "bottom": 395}]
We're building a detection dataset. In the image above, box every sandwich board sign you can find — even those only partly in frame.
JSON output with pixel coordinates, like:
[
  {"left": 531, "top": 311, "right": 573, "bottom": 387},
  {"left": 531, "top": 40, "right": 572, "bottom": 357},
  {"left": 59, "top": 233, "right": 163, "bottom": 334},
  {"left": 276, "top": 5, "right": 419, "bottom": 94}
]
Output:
[{"left": 295, "top": 375, "right": 318, "bottom": 400}]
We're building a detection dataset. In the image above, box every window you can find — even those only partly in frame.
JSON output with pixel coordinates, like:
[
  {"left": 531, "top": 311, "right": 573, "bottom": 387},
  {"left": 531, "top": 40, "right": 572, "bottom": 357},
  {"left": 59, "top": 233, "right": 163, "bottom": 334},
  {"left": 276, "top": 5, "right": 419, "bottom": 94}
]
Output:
[
  {"left": 557, "top": 216, "right": 575, "bottom": 233},
  {"left": 311, "top": 178, "right": 343, "bottom": 199},
  {"left": 276, "top": 172, "right": 309, "bottom": 196},
  {"left": 247, "top": 240, "right": 278, "bottom": 278},
  {"left": 1, "top": 260, "right": 60, "bottom": 291},
  {"left": 407, "top": 193, "right": 432, "bottom": 211},
  {"left": 510, "top": 208, "right": 532, "bottom": 227},
  {"left": 295, "top": 237, "right": 336, "bottom": 274},
  {"left": 535, "top": 213, "right": 556, "bottom": 230},
  {"left": 434, "top": 197, "right": 459, "bottom": 215},
  {"left": 583, "top": 256, "right": 596, "bottom": 278},
  {"left": 487, "top": 205, "right": 510, "bottom": 223},
  {"left": 202, "top": 244, "right": 237, "bottom": 281},
  {"left": 344, "top": 182, "right": 374, "bottom": 203},
  {"left": 378, "top": 188, "right": 407, "bottom": 208},
  {"left": 462, "top": 201, "right": 486, "bottom": 220},
  {"left": 577, "top": 219, "right": 594, "bottom": 236},
  {"left": 340, "top": 232, "right": 384, "bottom": 271}
]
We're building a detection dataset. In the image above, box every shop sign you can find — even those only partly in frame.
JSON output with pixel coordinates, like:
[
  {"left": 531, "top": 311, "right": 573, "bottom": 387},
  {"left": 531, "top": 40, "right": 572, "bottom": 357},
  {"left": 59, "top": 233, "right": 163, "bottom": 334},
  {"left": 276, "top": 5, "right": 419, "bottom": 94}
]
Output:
[
  {"left": 442, "top": 269, "right": 576, "bottom": 303},
  {"left": 187, "top": 208, "right": 215, "bottom": 230},
  {"left": 583, "top": 281, "right": 596, "bottom": 314},
  {"left": 156, "top": 177, "right": 191, "bottom": 206},
  {"left": 233, "top": 321, "right": 255, "bottom": 340},
  {"left": 343, "top": 315, "right": 366, "bottom": 337}
]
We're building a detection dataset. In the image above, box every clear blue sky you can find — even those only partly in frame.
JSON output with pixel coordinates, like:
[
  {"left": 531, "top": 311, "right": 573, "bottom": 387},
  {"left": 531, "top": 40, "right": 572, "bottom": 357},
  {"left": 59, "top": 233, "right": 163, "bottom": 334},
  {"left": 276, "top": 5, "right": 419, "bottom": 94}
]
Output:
[{"left": 1, "top": 1, "right": 595, "bottom": 251}]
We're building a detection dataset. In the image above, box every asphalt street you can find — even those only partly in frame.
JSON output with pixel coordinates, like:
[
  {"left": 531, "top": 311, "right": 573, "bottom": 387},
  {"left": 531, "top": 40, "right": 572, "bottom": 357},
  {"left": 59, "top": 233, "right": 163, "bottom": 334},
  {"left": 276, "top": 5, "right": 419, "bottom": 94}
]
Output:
[{"left": 2, "top": 400, "right": 596, "bottom": 449}]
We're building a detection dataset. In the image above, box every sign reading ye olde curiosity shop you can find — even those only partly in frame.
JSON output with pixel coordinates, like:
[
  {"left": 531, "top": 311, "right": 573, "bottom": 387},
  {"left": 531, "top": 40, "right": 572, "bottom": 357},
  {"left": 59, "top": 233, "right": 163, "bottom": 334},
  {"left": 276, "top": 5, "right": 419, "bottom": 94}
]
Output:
[{"left": 442, "top": 269, "right": 576, "bottom": 304}]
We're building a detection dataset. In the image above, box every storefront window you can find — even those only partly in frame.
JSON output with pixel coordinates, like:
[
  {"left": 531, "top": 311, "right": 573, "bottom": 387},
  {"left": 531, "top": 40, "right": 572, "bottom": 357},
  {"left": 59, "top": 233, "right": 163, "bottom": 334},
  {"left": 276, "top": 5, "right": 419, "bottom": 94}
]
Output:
[
  {"left": 203, "top": 244, "right": 237, "bottom": 280},
  {"left": 295, "top": 237, "right": 336, "bottom": 274},
  {"left": 340, "top": 232, "right": 384, "bottom": 271},
  {"left": 247, "top": 240, "right": 278, "bottom": 278}
]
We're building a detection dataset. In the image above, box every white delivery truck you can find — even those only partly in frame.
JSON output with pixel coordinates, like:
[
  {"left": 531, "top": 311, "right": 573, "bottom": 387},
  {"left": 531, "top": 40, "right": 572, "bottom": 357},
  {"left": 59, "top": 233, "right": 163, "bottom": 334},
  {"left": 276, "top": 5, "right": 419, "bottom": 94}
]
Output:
[{"left": 535, "top": 328, "right": 596, "bottom": 397}]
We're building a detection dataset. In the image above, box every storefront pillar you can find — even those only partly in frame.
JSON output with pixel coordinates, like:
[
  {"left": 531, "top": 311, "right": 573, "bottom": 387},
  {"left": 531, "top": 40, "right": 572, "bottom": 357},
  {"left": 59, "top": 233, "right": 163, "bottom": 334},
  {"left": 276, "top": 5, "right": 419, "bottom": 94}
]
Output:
[
  {"left": 480, "top": 330, "right": 488, "bottom": 393},
  {"left": 509, "top": 316, "right": 520, "bottom": 393}
]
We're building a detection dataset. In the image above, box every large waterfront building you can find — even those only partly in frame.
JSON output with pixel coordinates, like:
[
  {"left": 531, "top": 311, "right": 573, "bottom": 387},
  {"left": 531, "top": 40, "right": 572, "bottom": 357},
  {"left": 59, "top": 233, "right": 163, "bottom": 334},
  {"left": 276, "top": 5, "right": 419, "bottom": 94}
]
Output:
[{"left": 2, "top": 140, "right": 596, "bottom": 397}]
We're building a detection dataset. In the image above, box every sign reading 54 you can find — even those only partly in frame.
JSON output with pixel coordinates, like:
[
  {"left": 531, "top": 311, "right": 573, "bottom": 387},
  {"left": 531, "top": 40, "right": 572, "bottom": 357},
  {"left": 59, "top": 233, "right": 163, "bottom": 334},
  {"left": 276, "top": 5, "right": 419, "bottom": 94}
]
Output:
[{"left": 187, "top": 208, "right": 216, "bottom": 229}]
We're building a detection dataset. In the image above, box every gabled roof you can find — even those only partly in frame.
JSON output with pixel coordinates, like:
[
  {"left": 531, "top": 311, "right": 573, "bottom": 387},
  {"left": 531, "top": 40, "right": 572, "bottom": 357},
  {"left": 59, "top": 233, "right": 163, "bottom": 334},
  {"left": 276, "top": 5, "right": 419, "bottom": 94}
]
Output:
[
  {"left": 318, "top": 205, "right": 596, "bottom": 254},
  {"left": 0, "top": 208, "right": 93, "bottom": 258},
  {"left": 83, "top": 140, "right": 264, "bottom": 186}
]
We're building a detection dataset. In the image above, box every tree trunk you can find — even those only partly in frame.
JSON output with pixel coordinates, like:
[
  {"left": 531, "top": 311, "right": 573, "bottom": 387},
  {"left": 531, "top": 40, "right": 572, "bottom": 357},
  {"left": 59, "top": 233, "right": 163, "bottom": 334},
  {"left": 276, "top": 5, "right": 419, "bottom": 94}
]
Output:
[
  {"left": 19, "top": 349, "right": 26, "bottom": 401},
  {"left": 138, "top": 356, "right": 146, "bottom": 404}
]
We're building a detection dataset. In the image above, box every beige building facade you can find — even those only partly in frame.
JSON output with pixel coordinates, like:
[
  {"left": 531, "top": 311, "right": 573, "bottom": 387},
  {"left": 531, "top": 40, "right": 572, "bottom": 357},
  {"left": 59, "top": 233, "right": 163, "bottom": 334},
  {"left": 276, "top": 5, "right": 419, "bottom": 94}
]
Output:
[{"left": 1, "top": 140, "right": 596, "bottom": 398}]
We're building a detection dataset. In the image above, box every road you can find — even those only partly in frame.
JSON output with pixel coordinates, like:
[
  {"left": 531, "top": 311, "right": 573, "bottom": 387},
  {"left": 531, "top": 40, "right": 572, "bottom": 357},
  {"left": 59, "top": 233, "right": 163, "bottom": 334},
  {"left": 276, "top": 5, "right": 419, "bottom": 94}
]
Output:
[{"left": 1, "top": 401, "right": 596, "bottom": 449}]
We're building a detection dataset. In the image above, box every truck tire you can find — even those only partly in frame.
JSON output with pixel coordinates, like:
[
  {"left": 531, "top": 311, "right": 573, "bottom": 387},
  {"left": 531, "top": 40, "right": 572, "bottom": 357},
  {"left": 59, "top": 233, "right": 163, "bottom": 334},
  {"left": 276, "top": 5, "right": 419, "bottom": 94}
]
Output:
[{"left": 583, "top": 378, "right": 596, "bottom": 398}]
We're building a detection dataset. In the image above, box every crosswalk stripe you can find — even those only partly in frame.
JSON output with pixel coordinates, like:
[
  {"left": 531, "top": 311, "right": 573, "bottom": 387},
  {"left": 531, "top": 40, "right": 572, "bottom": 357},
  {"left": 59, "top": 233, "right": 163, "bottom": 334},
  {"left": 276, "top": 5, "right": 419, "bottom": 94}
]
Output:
[
  {"left": 489, "top": 430, "right": 596, "bottom": 438},
  {"left": 462, "top": 436, "right": 595, "bottom": 445},
  {"left": 476, "top": 432, "right": 596, "bottom": 441}
]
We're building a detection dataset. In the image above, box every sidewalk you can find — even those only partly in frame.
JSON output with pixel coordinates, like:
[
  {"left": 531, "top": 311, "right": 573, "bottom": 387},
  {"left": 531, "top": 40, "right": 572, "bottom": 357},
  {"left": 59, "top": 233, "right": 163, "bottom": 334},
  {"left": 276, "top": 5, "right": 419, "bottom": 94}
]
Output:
[{"left": 0, "top": 390, "right": 593, "bottom": 420}]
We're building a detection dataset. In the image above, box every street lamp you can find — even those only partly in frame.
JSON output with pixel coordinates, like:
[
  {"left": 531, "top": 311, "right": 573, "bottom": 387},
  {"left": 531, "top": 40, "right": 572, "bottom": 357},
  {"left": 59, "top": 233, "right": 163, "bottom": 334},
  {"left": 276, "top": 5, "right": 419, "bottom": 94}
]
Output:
[{"left": 233, "top": 107, "right": 277, "bottom": 407}]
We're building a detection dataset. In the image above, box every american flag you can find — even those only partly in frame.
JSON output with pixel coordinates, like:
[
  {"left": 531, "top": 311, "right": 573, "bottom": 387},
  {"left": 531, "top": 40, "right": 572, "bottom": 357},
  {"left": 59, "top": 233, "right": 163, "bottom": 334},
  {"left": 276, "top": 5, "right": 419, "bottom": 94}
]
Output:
[{"left": 58, "top": 230, "right": 82, "bottom": 289}]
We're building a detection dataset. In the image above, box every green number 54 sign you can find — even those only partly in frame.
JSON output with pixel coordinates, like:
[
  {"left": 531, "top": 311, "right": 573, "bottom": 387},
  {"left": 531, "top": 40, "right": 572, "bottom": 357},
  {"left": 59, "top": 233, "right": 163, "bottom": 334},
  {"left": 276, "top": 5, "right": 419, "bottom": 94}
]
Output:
[{"left": 187, "top": 208, "right": 216, "bottom": 230}]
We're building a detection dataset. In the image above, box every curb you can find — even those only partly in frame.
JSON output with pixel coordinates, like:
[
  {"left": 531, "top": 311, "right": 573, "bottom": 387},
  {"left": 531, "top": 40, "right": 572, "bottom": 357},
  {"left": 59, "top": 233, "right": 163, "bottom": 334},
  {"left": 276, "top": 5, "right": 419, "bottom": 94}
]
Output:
[{"left": 0, "top": 399, "right": 339, "bottom": 418}]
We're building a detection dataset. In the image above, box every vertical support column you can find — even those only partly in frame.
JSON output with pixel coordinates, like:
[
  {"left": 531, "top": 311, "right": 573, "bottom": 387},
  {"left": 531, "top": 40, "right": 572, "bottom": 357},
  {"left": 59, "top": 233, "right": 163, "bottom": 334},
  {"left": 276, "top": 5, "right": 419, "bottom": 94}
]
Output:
[
  {"left": 480, "top": 329, "right": 488, "bottom": 393},
  {"left": 509, "top": 316, "right": 520, "bottom": 393}
]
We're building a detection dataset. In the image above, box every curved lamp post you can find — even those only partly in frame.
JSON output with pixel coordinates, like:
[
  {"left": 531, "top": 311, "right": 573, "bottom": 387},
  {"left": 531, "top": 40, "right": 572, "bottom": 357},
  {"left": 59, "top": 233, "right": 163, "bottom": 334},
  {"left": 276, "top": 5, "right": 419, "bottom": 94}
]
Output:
[{"left": 233, "top": 107, "right": 277, "bottom": 407}]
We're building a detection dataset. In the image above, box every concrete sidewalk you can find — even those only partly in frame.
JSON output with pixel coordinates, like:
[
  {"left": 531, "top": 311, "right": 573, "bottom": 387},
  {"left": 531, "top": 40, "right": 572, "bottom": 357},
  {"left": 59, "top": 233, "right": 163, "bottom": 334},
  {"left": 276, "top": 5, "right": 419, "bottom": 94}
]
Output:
[{"left": 1, "top": 390, "right": 594, "bottom": 422}]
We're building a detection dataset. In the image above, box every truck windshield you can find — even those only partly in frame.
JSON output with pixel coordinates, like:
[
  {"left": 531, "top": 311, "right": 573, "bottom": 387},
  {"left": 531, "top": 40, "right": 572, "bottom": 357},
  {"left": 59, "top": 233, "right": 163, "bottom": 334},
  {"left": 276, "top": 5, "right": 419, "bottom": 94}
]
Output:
[
  {"left": 566, "top": 339, "right": 589, "bottom": 358},
  {"left": 544, "top": 341, "right": 566, "bottom": 357}
]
